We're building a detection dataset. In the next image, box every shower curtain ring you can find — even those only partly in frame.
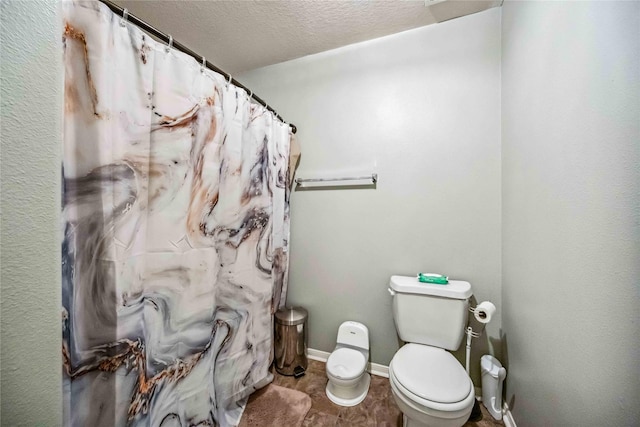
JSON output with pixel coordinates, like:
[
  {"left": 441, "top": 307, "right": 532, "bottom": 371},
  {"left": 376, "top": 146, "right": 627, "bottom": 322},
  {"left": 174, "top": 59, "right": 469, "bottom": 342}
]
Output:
[
  {"left": 120, "top": 9, "right": 129, "bottom": 27},
  {"left": 201, "top": 56, "right": 206, "bottom": 73},
  {"left": 226, "top": 74, "right": 233, "bottom": 88},
  {"left": 247, "top": 90, "right": 253, "bottom": 101},
  {"left": 165, "top": 35, "right": 173, "bottom": 53}
]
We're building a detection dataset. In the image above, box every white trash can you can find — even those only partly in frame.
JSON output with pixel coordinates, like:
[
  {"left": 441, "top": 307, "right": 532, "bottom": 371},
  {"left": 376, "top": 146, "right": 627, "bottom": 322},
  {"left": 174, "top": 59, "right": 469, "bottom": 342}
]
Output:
[{"left": 481, "top": 354, "right": 507, "bottom": 420}]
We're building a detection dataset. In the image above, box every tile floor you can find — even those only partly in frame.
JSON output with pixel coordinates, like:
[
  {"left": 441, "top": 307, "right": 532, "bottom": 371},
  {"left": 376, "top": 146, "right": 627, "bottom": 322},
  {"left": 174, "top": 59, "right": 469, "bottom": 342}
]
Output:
[{"left": 269, "top": 359, "right": 505, "bottom": 427}]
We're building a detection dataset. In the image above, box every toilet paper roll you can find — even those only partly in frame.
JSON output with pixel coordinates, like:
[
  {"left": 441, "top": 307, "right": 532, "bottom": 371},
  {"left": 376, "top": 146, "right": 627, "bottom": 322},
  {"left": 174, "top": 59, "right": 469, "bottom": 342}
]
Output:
[{"left": 474, "top": 301, "right": 496, "bottom": 324}]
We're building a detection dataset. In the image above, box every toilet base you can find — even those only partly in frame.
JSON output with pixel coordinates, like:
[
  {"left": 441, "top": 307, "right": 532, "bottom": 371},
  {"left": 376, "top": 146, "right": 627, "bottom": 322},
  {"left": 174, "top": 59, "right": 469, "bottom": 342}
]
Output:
[
  {"left": 398, "top": 407, "right": 470, "bottom": 427},
  {"left": 326, "top": 373, "right": 371, "bottom": 407}
]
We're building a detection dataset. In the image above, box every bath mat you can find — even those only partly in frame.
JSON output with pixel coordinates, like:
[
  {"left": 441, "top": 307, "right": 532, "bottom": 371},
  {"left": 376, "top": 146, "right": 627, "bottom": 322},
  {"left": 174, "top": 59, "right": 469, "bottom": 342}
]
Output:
[{"left": 239, "top": 384, "right": 311, "bottom": 427}]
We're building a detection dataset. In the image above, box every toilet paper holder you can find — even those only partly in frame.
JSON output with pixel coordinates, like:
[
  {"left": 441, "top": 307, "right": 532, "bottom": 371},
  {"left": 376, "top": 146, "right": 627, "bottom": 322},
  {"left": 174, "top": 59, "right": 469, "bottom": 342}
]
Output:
[
  {"left": 464, "top": 301, "right": 495, "bottom": 375},
  {"left": 469, "top": 305, "right": 488, "bottom": 320},
  {"left": 469, "top": 301, "right": 496, "bottom": 324}
]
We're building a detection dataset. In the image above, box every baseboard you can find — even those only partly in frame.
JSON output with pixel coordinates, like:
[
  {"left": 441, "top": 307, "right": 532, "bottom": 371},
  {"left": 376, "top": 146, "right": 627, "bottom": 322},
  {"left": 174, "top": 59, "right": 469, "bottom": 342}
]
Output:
[
  {"left": 307, "top": 348, "right": 389, "bottom": 378},
  {"left": 369, "top": 361, "right": 389, "bottom": 378},
  {"left": 502, "top": 402, "right": 517, "bottom": 427},
  {"left": 307, "top": 348, "right": 331, "bottom": 363}
]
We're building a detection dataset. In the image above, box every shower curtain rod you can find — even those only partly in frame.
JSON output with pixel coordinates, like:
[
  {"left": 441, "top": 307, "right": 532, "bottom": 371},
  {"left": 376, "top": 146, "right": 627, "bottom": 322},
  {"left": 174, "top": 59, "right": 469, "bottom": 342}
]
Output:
[{"left": 99, "top": 0, "right": 297, "bottom": 134}]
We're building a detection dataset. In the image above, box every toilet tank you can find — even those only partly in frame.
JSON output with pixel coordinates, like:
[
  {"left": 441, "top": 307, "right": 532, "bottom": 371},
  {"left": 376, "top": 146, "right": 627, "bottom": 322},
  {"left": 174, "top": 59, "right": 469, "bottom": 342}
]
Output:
[
  {"left": 389, "top": 275, "right": 472, "bottom": 351},
  {"left": 336, "top": 321, "right": 369, "bottom": 350}
]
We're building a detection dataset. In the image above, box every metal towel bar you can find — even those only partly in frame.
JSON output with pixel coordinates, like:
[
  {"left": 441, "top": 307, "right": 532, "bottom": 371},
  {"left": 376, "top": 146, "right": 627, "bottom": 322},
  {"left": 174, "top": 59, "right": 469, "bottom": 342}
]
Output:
[{"left": 295, "top": 173, "right": 377, "bottom": 185}]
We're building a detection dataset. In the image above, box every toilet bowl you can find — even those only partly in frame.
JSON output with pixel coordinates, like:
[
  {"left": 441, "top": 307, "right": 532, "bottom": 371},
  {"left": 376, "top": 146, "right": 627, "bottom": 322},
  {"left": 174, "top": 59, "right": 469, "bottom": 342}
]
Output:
[
  {"left": 325, "top": 321, "right": 370, "bottom": 407},
  {"left": 389, "top": 344, "right": 475, "bottom": 427}
]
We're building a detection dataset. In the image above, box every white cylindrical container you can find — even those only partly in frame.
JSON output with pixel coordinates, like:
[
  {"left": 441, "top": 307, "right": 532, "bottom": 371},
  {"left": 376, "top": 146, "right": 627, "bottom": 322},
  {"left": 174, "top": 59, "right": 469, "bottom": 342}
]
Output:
[{"left": 481, "top": 355, "right": 507, "bottom": 420}]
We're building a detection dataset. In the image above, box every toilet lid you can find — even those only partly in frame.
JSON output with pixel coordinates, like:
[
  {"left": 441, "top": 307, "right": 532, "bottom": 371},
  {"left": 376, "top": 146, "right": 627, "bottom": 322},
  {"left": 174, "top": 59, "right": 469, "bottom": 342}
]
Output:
[
  {"left": 327, "top": 348, "right": 366, "bottom": 380},
  {"left": 391, "top": 344, "right": 471, "bottom": 404}
]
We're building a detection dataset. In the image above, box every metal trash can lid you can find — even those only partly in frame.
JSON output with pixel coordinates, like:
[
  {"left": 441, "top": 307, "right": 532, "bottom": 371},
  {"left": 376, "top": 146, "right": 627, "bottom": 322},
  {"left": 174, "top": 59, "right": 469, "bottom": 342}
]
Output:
[{"left": 275, "top": 307, "right": 308, "bottom": 326}]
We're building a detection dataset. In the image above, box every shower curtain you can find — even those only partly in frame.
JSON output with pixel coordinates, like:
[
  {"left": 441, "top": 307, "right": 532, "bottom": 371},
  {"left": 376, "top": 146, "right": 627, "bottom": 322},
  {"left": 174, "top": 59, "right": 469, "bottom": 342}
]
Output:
[{"left": 61, "top": 1, "right": 291, "bottom": 426}]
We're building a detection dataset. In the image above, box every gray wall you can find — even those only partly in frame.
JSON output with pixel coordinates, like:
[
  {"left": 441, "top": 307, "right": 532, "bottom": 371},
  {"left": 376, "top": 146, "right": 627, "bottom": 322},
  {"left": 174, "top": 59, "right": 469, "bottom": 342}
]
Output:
[
  {"left": 240, "top": 7, "right": 502, "bottom": 375},
  {"left": 0, "top": 1, "right": 63, "bottom": 425},
  {"left": 501, "top": 1, "right": 640, "bottom": 425}
]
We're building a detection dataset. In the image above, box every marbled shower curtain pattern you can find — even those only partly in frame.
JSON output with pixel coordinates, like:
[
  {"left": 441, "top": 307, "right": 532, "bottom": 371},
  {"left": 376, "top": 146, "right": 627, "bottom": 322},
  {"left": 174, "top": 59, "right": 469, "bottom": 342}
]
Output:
[{"left": 61, "top": 1, "right": 291, "bottom": 426}]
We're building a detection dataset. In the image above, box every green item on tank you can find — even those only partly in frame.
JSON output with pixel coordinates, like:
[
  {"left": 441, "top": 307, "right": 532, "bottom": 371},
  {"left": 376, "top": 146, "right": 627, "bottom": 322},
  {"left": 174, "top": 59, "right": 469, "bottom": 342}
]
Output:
[{"left": 418, "top": 273, "right": 449, "bottom": 284}]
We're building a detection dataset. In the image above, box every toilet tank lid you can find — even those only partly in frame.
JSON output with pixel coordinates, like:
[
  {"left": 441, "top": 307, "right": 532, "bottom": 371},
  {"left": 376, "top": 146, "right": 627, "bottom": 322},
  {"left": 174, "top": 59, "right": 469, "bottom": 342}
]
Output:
[{"left": 389, "top": 276, "right": 472, "bottom": 299}]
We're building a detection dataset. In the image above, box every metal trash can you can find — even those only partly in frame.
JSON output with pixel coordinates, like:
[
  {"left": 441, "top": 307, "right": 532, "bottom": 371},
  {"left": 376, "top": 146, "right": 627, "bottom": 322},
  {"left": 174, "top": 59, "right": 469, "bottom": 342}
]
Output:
[{"left": 274, "top": 306, "right": 308, "bottom": 377}]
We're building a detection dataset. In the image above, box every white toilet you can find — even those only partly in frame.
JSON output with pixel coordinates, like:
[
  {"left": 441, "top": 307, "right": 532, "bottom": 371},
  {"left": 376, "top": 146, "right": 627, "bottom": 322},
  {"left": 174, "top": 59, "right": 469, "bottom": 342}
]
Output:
[
  {"left": 388, "top": 275, "right": 475, "bottom": 427},
  {"left": 325, "top": 321, "right": 371, "bottom": 407}
]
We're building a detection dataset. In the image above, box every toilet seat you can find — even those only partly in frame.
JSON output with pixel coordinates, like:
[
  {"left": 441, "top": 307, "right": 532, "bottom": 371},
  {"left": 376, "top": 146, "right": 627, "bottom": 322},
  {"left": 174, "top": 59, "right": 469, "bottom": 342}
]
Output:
[
  {"left": 392, "top": 344, "right": 472, "bottom": 404},
  {"left": 389, "top": 344, "right": 474, "bottom": 414},
  {"left": 327, "top": 347, "right": 366, "bottom": 380},
  {"left": 389, "top": 368, "right": 474, "bottom": 426},
  {"left": 390, "top": 367, "right": 474, "bottom": 414}
]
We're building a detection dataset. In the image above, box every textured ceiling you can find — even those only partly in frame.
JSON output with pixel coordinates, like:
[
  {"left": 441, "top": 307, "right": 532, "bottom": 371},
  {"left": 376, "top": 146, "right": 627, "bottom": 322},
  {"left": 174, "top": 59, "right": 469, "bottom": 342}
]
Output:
[{"left": 115, "top": 0, "right": 501, "bottom": 74}]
